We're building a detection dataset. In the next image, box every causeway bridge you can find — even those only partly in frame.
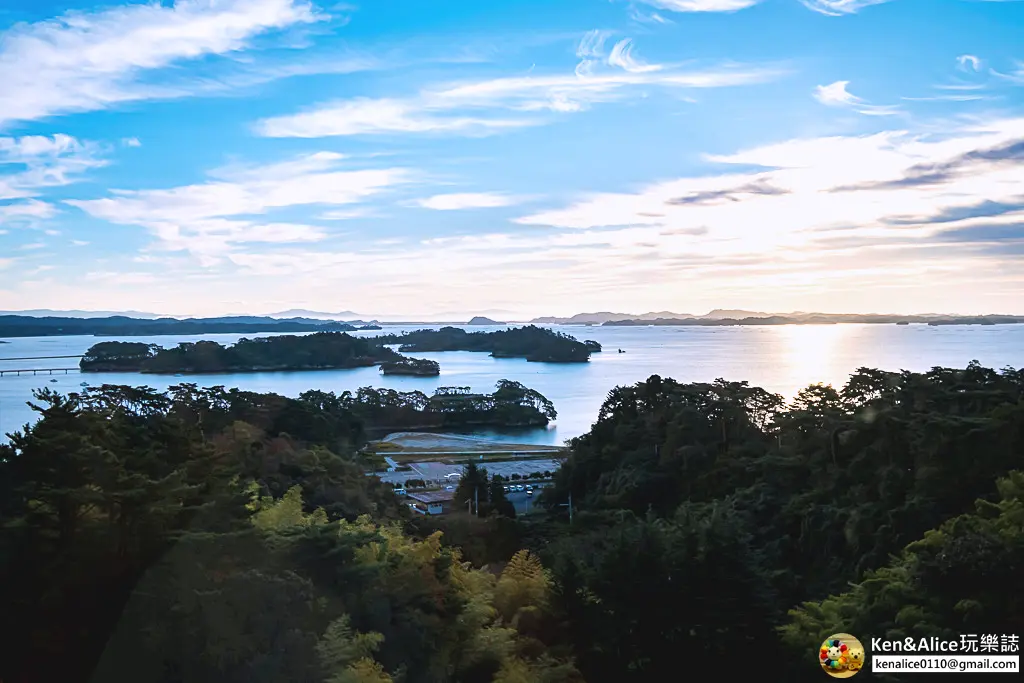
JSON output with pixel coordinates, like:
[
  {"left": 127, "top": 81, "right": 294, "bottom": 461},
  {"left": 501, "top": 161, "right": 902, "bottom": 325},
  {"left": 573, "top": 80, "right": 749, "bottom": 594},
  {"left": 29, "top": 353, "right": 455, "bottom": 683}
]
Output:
[
  {"left": 0, "top": 354, "right": 85, "bottom": 377},
  {"left": 0, "top": 367, "right": 80, "bottom": 376}
]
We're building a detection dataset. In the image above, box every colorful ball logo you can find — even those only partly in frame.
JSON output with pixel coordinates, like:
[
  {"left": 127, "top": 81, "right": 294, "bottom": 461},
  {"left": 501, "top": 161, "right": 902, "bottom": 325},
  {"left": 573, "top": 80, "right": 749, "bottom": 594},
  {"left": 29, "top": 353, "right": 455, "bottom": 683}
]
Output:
[{"left": 819, "top": 633, "right": 865, "bottom": 678}]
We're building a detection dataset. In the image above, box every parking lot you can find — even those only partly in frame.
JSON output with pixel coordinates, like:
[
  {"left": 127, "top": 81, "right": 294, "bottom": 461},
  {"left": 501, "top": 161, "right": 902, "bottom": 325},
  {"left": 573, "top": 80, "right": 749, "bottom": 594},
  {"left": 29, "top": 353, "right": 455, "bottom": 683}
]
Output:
[
  {"left": 373, "top": 458, "right": 564, "bottom": 486},
  {"left": 506, "top": 488, "right": 550, "bottom": 515}
]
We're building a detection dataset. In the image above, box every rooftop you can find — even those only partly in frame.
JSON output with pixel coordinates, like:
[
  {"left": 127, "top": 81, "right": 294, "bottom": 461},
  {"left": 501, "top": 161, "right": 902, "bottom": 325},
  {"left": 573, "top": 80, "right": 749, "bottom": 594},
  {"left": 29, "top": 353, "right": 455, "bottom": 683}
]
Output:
[{"left": 408, "top": 490, "right": 455, "bottom": 504}]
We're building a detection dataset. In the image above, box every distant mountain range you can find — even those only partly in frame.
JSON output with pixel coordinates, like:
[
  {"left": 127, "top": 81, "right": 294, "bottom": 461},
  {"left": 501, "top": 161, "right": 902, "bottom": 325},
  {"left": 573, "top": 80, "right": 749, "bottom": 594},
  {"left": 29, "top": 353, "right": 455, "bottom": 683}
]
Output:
[{"left": 528, "top": 310, "right": 774, "bottom": 324}]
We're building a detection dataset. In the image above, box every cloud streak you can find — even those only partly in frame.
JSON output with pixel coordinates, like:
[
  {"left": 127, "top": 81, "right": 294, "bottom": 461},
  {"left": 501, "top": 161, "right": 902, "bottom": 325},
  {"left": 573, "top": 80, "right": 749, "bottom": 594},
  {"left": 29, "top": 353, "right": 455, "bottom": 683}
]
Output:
[
  {"left": 512, "top": 116, "right": 1024, "bottom": 273},
  {"left": 814, "top": 80, "right": 901, "bottom": 115},
  {"left": 957, "top": 54, "right": 982, "bottom": 72},
  {"left": 799, "top": 0, "right": 893, "bottom": 15},
  {"left": 633, "top": 0, "right": 761, "bottom": 11},
  {"left": 255, "top": 34, "right": 785, "bottom": 137},
  {"left": 0, "top": 134, "right": 107, "bottom": 204},
  {"left": 414, "top": 193, "right": 522, "bottom": 210},
  {"left": 65, "top": 151, "right": 411, "bottom": 264},
  {"left": 0, "top": 0, "right": 318, "bottom": 127}
]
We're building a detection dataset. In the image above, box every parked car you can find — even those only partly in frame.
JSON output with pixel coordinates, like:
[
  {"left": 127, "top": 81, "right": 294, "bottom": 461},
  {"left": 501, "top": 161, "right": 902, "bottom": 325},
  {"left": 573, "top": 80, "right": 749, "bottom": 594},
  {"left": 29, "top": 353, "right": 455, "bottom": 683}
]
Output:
[
  {"left": 503, "top": 486, "right": 510, "bottom": 493},
  {"left": 516, "top": 485, "right": 525, "bottom": 492}
]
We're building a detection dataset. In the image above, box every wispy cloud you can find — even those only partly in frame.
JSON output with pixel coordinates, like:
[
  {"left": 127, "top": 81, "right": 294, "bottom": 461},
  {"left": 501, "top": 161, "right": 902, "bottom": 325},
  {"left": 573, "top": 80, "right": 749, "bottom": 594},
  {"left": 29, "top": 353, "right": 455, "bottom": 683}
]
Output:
[
  {"left": 513, "top": 117, "right": 1024, "bottom": 255},
  {"left": 799, "top": 0, "right": 892, "bottom": 15},
  {"left": 66, "top": 151, "right": 412, "bottom": 264},
  {"left": 901, "top": 94, "right": 987, "bottom": 102},
  {"left": 255, "top": 34, "right": 785, "bottom": 138},
  {"left": 633, "top": 0, "right": 761, "bottom": 11},
  {"left": 814, "top": 80, "right": 901, "bottom": 115},
  {"left": 0, "top": 134, "right": 107, "bottom": 200},
  {"left": 0, "top": 199, "right": 57, "bottom": 224},
  {"left": 607, "top": 39, "right": 662, "bottom": 73},
  {"left": 318, "top": 207, "right": 377, "bottom": 220},
  {"left": 990, "top": 60, "right": 1024, "bottom": 85},
  {"left": 0, "top": 0, "right": 318, "bottom": 127},
  {"left": 122, "top": 137, "right": 141, "bottom": 148},
  {"left": 575, "top": 29, "right": 612, "bottom": 77},
  {"left": 414, "top": 193, "right": 522, "bottom": 210},
  {"left": 957, "top": 54, "right": 982, "bottom": 72}
]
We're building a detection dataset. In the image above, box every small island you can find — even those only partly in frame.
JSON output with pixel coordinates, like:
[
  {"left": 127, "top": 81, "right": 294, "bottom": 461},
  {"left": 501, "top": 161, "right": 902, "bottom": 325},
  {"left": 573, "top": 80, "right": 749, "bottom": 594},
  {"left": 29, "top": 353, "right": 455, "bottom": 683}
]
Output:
[
  {"left": 80, "top": 332, "right": 406, "bottom": 374},
  {"left": 375, "top": 325, "right": 600, "bottom": 362},
  {"left": 467, "top": 316, "right": 505, "bottom": 325},
  {"left": 379, "top": 358, "right": 440, "bottom": 376},
  {"left": 358, "top": 324, "right": 383, "bottom": 330}
]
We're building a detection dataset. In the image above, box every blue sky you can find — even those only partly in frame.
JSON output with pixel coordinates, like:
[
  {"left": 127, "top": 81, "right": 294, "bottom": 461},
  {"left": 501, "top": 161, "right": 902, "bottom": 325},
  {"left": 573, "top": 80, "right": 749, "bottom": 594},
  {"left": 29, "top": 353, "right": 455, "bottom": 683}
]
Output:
[{"left": 0, "top": 0, "right": 1022, "bottom": 319}]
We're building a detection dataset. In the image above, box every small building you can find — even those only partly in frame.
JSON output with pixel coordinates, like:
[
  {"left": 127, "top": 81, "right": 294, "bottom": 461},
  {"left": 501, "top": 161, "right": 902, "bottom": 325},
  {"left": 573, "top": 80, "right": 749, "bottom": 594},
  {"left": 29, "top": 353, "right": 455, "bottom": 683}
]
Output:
[{"left": 407, "top": 489, "right": 455, "bottom": 515}]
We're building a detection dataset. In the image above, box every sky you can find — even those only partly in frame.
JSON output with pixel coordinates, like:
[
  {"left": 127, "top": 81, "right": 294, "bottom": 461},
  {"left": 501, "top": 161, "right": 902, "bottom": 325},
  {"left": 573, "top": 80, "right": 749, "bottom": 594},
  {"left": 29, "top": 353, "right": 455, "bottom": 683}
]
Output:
[{"left": 0, "top": 0, "right": 1022, "bottom": 319}]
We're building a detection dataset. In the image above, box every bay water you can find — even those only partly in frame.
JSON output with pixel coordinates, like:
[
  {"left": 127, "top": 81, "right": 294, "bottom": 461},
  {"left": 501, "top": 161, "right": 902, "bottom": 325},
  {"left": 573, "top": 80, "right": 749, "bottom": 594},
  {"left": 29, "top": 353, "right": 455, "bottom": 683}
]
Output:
[{"left": 1, "top": 324, "right": 1022, "bottom": 444}]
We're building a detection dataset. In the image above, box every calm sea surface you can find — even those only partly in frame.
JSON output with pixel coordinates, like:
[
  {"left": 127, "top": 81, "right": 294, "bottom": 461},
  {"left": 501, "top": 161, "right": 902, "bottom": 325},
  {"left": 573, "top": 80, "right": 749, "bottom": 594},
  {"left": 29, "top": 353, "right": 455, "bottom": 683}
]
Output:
[{"left": 1, "top": 324, "right": 1022, "bottom": 444}]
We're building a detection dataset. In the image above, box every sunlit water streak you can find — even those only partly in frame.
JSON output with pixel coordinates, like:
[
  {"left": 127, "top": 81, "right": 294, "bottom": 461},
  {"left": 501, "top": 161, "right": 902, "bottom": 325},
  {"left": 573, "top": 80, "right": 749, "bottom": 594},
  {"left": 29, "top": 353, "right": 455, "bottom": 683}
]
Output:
[{"left": 1, "top": 324, "right": 1021, "bottom": 445}]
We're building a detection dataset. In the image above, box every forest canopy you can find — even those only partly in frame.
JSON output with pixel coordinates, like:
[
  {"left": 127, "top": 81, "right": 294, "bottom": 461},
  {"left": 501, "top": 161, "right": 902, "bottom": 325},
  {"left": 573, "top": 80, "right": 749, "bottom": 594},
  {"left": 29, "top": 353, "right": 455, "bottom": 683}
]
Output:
[{"left": 2, "top": 361, "right": 1021, "bottom": 683}]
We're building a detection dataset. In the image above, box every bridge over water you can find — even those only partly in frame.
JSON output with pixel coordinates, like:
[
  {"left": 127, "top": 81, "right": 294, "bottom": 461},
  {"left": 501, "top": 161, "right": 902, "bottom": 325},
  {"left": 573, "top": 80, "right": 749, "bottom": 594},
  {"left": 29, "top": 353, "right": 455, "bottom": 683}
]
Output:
[{"left": 0, "top": 354, "right": 85, "bottom": 377}]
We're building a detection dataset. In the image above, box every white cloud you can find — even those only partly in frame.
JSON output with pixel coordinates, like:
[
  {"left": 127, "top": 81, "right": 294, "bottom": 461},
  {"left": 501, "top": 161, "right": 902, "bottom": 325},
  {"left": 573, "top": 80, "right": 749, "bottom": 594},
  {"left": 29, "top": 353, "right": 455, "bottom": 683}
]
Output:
[
  {"left": 255, "top": 98, "right": 534, "bottom": 137},
  {"left": 71, "top": 240, "right": 89, "bottom": 246},
  {"left": 122, "top": 137, "right": 142, "bottom": 147},
  {"left": 957, "top": 54, "right": 982, "bottom": 72},
  {"left": 607, "top": 39, "right": 661, "bottom": 73},
  {"left": 799, "top": 0, "right": 892, "bottom": 15},
  {"left": 0, "top": 0, "right": 318, "bottom": 126},
  {"left": 0, "top": 199, "right": 57, "bottom": 222},
  {"left": 414, "top": 193, "right": 521, "bottom": 210},
  {"left": 319, "top": 207, "right": 376, "bottom": 220},
  {"left": 990, "top": 60, "right": 1024, "bottom": 85},
  {"left": 575, "top": 30, "right": 612, "bottom": 77},
  {"left": 901, "top": 94, "right": 986, "bottom": 102},
  {"left": 634, "top": 0, "right": 760, "bottom": 11},
  {"left": 512, "top": 117, "right": 1024, "bottom": 269},
  {"left": 0, "top": 134, "right": 107, "bottom": 199},
  {"left": 814, "top": 81, "right": 900, "bottom": 115},
  {"left": 66, "top": 151, "right": 411, "bottom": 262},
  {"left": 255, "top": 35, "right": 785, "bottom": 137}
]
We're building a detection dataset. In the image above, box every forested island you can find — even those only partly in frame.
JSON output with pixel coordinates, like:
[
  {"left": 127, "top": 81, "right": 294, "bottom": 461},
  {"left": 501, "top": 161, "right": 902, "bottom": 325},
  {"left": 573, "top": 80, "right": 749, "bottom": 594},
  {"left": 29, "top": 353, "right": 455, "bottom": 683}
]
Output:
[
  {"left": 375, "top": 325, "right": 601, "bottom": 362},
  {"left": 379, "top": 358, "right": 441, "bottom": 376},
  {"left": 80, "top": 333, "right": 405, "bottom": 374},
  {"left": 2, "top": 361, "right": 1021, "bottom": 683}
]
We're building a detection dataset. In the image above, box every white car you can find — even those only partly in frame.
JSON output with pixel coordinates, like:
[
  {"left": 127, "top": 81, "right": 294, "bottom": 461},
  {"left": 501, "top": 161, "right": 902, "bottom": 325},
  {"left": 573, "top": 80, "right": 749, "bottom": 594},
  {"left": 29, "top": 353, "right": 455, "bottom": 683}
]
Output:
[{"left": 516, "top": 485, "right": 525, "bottom": 492}]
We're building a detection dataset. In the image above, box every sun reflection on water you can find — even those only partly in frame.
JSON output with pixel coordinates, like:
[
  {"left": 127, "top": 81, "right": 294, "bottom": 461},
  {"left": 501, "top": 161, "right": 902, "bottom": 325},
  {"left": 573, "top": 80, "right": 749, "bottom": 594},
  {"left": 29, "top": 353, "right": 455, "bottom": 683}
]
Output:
[{"left": 772, "top": 324, "right": 853, "bottom": 400}]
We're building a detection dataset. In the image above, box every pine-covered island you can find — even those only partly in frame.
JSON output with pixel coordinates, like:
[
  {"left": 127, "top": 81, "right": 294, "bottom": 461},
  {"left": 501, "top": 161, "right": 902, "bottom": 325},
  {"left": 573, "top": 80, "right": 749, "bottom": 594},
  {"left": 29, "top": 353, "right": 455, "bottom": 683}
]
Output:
[
  {"left": 374, "top": 325, "right": 602, "bottom": 362},
  {"left": 79, "top": 332, "right": 412, "bottom": 374}
]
